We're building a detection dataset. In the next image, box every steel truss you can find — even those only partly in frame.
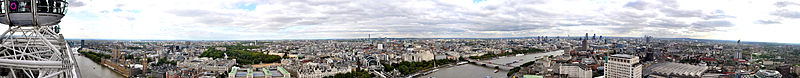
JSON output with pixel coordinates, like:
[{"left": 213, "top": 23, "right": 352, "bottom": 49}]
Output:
[{"left": 0, "top": 25, "right": 79, "bottom": 78}]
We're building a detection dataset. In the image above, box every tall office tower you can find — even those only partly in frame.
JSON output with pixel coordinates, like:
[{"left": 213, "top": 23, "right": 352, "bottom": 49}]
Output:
[
  {"left": 592, "top": 34, "right": 596, "bottom": 40},
  {"left": 599, "top": 36, "right": 603, "bottom": 40},
  {"left": 645, "top": 35, "right": 652, "bottom": 43},
  {"left": 81, "top": 40, "right": 85, "bottom": 48},
  {"left": 735, "top": 40, "right": 742, "bottom": 59},
  {"left": 584, "top": 33, "right": 589, "bottom": 50},
  {"left": 544, "top": 36, "right": 548, "bottom": 42},
  {"left": 605, "top": 54, "right": 642, "bottom": 78},
  {"left": 538, "top": 36, "right": 541, "bottom": 41},
  {"left": 539, "top": 36, "right": 543, "bottom": 42}
]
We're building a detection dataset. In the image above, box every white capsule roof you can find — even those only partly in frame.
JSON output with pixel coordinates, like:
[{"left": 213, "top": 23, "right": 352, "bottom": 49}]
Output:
[{"left": 0, "top": 0, "right": 68, "bottom": 26}]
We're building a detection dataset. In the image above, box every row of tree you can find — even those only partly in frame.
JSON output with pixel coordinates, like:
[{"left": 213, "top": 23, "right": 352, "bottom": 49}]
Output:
[
  {"left": 323, "top": 68, "right": 374, "bottom": 78},
  {"left": 199, "top": 46, "right": 281, "bottom": 65},
  {"left": 126, "top": 47, "right": 144, "bottom": 50},
  {"left": 382, "top": 59, "right": 457, "bottom": 75},
  {"left": 79, "top": 51, "right": 110, "bottom": 63}
]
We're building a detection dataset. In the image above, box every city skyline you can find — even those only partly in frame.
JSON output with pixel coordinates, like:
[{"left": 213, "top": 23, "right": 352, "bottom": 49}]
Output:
[
  {"left": 1, "top": 0, "right": 798, "bottom": 77},
  {"left": 11, "top": 0, "right": 799, "bottom": 43}
]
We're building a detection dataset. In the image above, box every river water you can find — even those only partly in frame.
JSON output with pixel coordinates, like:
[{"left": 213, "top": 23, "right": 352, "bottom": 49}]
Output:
[
  {"left": 418, "top": 64, "right": 509, "bottom": 78},
  {"left": 76, "top": 55, "right": 125, "bottom": 78},
  {"left": 420, "top": 50, "right": 564, "bottom": 78},
  {"left": 484, "top": 50, "right": 564, "bottom": 67}
]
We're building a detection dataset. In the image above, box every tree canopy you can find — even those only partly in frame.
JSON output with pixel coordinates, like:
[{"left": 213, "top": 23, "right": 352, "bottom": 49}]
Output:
[
  {"left": 79, "top": 51, "right": 111, "bottom": 63},
  {"left": 323, "top": 68, "right": 374, "bottom": 78},
  {"left": 200, "top": 46, "right": 281, "bottom": 65},
  {"left": 382, "top": 59, "right": 457, "bottom": 75}
]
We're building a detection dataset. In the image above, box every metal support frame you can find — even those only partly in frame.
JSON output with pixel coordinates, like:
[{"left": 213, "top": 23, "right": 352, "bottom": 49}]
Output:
[
  {"left": 4, "top": 0, "right": 13, "bottom": 26},
  {"left": 31, "top": 0, "right": 38, "bottom": 26},
  {"left": 0, "top": 0, "right": 79, "bottom": 78},
  {"left": 0, "top": 25, "right": 79, "bottom": 78}
]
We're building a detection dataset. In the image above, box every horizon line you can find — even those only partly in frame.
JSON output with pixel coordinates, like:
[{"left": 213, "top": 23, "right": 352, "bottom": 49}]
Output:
[{"left": 63, "top": 36, "right": 799, "bottom": 44}]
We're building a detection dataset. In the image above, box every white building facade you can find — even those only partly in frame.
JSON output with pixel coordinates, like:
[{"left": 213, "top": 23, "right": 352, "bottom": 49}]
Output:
[
  {"left": 402, "top": 51, "right": 434, "bottom": 62},
  {"left": 604, "top": 54, "right": 642, "bottom": 78},
  {"left": 559, "top": 65, "right": 592, "bottom": 78}
]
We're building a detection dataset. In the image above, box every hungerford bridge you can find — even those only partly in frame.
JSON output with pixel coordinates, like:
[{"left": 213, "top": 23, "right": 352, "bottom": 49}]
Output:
[{"left": 0, "top": 0, "right": 80, "bottom": 78}]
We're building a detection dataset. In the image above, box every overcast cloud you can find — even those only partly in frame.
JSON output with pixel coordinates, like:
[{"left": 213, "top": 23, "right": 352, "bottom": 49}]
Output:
[{"left": 9, "top": 0, "right": 797, "bottom": 43}]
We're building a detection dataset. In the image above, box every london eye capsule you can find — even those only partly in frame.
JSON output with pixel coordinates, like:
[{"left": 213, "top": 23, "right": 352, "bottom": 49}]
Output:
[{"left": 0, "top": 0, "right": 67, "bottom": 26}]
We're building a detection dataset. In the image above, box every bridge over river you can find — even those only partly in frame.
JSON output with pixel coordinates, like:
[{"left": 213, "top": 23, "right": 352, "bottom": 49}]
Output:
[{"left": 467, "top": 50, "right": 564, "bottom": 70}]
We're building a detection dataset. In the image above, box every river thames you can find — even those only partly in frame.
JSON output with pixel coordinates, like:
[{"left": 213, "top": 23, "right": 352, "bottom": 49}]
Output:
[
  {"left": 76, "top": 55, "right": 125, "bottom": 78},
  {"left": 420, "top": 50, "right": 563, "bottom": 78}
]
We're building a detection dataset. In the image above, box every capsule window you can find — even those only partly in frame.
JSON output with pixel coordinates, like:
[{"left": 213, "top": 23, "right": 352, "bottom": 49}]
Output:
[
  {"left": 0, "top": 0, "right": 66, "bottom": 14},
  {"left": 8, "top": 1, "right": 32, "bottom": 13},
  {"left": 36, "top": 0, "right": 48, "bottom": 13},
  {"left": 60, "top": 1, "right": 66, "bottom": 14},
  {"left": 0, "top": 1, "right": 4, "bottom": 13}
]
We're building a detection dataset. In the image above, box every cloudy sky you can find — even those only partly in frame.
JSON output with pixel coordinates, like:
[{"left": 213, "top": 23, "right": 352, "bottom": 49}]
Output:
[{"left": 17, "top": 0, "right": 800, "bottom": 43}]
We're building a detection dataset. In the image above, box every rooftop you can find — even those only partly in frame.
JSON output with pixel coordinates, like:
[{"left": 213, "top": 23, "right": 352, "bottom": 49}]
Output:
[
  {"left": 756, "top": 70, "right": 781, "bottom": 77},
  {"left": 610, "top": 54, "right": 635, "bottom": 59},
  {"left": 644, "top": 62, "right": 708, "bottom": 77},
  {"left": 523, "top": 75, "right": 544, "bottom": 78}
]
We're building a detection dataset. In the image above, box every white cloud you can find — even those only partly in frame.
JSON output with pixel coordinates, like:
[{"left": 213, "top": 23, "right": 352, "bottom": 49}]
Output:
[{"left": 35, "top": 0, "right": 798, "bottom": 43}]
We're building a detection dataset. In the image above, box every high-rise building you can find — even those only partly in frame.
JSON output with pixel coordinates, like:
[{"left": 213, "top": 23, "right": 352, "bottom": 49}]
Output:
[
  {"left": 583, "top": 33, "right": 589, "bottom": 50},
  {"left": 585, "top": 33, "right": 589, "bottom": 40},
  {"left": 599, "top": 36, "right": 603, "bottom": 40},
  {"left": 377, "top": 44, "right": 384, "bottom": 49},
  {"left": 592, "top": 34, "right": 596, "bottom": 40},
  {"left": 605, "top": 54, "right": 642, "bottom": 78},
  {"left": 80, "top": 40, "right": 85, "bottom": 48},
  {"left": 735, "top": 40, "right": 742, "bottom": 59},
  {"left": 537, "top": 36, "right": 541, "bottom": 41},
  {"left": 645, "top": 35, "right": 652, "bottom": 43}
]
